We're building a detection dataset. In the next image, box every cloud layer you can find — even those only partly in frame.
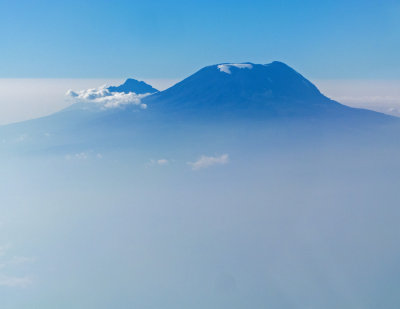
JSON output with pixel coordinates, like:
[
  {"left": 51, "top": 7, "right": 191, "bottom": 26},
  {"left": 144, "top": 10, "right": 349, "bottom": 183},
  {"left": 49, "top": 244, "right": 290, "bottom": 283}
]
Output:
[
  {"left": 316, "top": 80, "right": 400, "bottom": 117},
  {"left": 66, "top": 85, "right": 149, "bottom": 109},
  {"left": 188, "top": 154, "right": 229, "bottom": 170}
]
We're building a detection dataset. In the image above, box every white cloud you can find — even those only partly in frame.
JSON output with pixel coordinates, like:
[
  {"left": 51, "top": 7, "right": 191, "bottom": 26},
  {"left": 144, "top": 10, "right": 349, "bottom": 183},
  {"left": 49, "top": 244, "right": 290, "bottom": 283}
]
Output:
[
  {"left": 0, "top": 256, "right": 35, "bottom": 270},
  {"left": 147, "top": 158, "right": 169, "bottom": 166},
  {"left": 188, "top": 154, "right": 229, "bottom": 170},
  {"left": 0, "top": 275, "right": 32, "bottom": 288},
  {"left": 65, "top": 151, "right": 103, "bottom": 161},
  {"left": 65, "top": 152, "right": 88, "bottom": 160},
  {"left": 157, "top": 159, "right": 169, "bottom": 165},
  {"left": 66, "top": 85, "right": 149, "bottom": 109},
  {"left": 0, "top": 78, "right": 183, "bottom": 125},
  {"left": 8, "top": 256, "right": 35, "bottom": 265},
  {"left": 217, "top": 64, "right": 253, "bottom": 74}
]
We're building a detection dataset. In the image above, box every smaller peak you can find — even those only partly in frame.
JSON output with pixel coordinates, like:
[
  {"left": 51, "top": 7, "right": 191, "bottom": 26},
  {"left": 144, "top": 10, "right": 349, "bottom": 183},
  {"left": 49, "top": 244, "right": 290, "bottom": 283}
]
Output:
[
  {"left": 108, "top": 78, "right": 158, "bottom": 94},
  {"left": 123, "top": 78, "right": 147, "bottom": 85},
  {"left": 124, "top": 78, "right": 138, "bottom": 83}
]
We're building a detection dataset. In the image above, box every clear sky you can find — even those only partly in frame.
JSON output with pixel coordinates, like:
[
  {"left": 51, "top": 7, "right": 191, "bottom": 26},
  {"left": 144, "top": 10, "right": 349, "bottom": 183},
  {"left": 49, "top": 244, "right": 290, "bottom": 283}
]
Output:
[
  {"left": 2, "top": 3, "right": 400, "bottom": 307},
  {"left": 1, "top": 0, "right": 399, "bottom": 79}
]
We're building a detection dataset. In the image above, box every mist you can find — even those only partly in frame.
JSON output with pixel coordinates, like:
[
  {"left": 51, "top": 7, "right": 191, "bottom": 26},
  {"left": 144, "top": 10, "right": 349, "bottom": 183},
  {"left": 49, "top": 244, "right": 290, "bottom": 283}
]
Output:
[{"left": 1, "top": 117, "right": 400, "bottom": 309}]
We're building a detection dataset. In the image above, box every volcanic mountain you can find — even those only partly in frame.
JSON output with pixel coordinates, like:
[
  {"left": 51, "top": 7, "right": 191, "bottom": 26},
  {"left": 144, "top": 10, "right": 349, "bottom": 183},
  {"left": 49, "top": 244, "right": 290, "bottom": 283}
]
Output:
[
  {"left": 0, "top": 61, "right": 397, "bottom": 154},
  {"left": 107, "top": 78, "right": 158, "bottom": 94},
  {"left": 144, "top": 61, "right": 392, "bottom": 122}
]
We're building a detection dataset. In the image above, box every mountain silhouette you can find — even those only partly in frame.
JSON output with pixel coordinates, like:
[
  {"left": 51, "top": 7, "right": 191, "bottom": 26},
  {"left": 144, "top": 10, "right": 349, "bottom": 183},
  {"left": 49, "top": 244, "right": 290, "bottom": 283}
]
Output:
[
  {"left": 0, "top": 61, "right": 397, "bottom": 154},
  {"left": 144, "top": 62, "right": 393, "bottom": 122},
  {"left": 108, "top": 78, "right": 158, "bottom": 94}
]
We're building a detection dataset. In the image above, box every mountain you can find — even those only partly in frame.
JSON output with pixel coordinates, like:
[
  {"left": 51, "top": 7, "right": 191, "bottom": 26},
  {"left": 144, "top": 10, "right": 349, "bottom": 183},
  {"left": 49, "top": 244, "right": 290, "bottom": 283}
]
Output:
[
  {"left": 108, "top": 78, "right": 158, "bottom": 94},
  {"left": 144, "top": 61, "right": 393, "bottom": 122},
  {"left": 0, "top": 61, "right": 397, "bottom": 155}
]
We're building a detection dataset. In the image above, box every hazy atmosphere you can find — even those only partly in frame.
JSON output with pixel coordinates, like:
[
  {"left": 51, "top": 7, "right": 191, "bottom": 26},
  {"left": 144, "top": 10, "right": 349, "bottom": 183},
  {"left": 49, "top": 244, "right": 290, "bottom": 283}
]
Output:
[
  {"left": 1, "top": 78, "right": 400, "bottom": 125},
  {"left": 1, "top": 1, "right": 399, "bottom": 309}
]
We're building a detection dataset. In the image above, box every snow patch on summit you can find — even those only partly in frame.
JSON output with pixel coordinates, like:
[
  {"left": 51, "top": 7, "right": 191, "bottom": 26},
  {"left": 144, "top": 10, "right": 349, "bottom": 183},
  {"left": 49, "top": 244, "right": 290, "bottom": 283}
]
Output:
[{"left": 217, "top": 64, "right": 253, "bottom": 74}]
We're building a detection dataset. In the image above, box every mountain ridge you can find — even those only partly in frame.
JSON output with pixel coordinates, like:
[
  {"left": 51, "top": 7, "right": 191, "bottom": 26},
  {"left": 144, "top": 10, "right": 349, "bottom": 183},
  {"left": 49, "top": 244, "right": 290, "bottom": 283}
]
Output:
[
  {"left": 0, "top": 61, "right": 397, "bottom": 135},
  {"left": 143, "top": 62, "right": 395, "bottom": 123}
]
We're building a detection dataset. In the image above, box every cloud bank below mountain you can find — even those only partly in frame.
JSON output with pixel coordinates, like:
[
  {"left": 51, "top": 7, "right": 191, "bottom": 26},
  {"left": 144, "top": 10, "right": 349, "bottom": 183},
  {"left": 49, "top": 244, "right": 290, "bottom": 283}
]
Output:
[{"left": 66, "top": 85, "right": 149, "bottom": 109}]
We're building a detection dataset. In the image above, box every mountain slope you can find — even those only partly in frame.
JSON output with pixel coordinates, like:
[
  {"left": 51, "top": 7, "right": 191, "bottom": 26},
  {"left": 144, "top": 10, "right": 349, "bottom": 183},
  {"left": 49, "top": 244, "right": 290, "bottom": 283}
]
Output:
[
  {"left": 0, "top": 61, "right": 397, "bottom": 155},
  {"left": 145, "top": 62, "right": 393, "bottom": 123}
]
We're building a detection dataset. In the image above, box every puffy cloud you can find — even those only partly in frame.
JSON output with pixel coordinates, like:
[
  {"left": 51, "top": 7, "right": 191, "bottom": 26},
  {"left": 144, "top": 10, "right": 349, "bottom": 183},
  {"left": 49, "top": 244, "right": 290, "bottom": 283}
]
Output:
[
  {"left": 188, "top": 154, "right": 229, "bottom": 170},
  {"left": 217, "top": 64, "right": 253, "bottom": 74},
  {"left": 66, "top": 85, "right": 149, "bottom": 109}
]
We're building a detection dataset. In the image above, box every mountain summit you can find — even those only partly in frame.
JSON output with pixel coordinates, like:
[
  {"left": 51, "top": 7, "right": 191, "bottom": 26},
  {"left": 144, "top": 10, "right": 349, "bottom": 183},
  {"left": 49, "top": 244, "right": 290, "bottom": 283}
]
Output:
[
  {"left": 0, "top": 61, "right": 396, "bottom": 153},
  {"left": 144, "top": 61, "right": 392, "bottom": 122},
  {"left": 152, "top": 61, "right": 324, "bottom": 103},
  {"left": 108, "top": 78, "right": 158, "bottom": 94}
]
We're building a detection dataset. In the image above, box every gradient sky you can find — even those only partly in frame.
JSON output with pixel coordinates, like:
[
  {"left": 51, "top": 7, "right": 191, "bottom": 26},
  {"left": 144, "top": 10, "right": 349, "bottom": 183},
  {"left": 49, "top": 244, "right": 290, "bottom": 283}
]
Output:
[
  {"left": 1, "top": 0, "right": 399, "bottom": 79},
  {"left": 2, "top": 3, "right": 400, "bottom": 307}
]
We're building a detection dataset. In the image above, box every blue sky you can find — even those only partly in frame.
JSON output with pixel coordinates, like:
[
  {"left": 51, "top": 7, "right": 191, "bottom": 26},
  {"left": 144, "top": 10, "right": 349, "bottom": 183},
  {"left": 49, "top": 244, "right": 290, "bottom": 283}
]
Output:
[
  {"left": 1, "top": 0, "right": 399, "bottom": 79},
  {"left": 2, "top": 3, "right": 400, "bottom": 307}
]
